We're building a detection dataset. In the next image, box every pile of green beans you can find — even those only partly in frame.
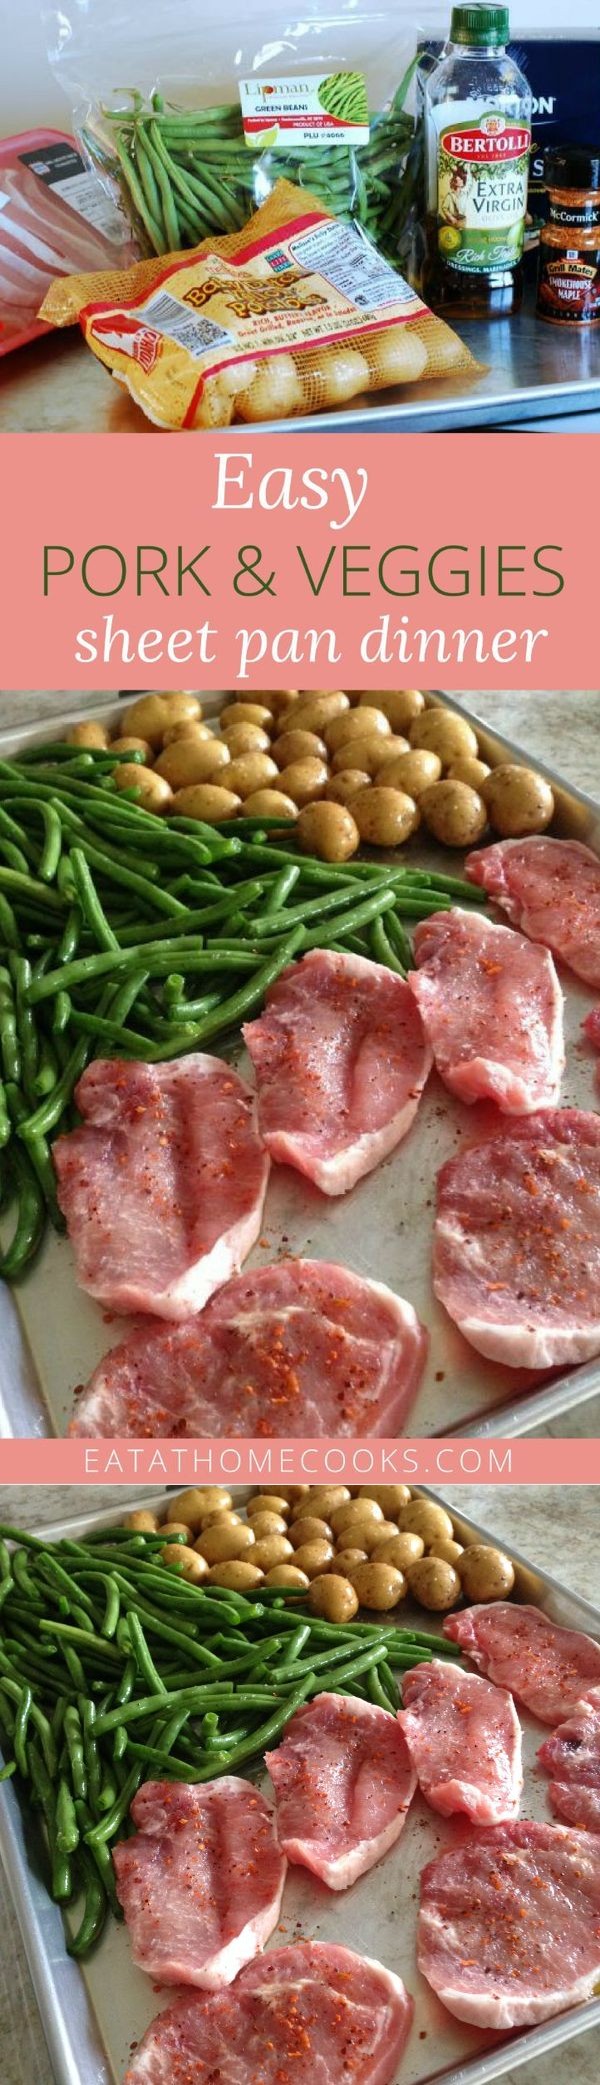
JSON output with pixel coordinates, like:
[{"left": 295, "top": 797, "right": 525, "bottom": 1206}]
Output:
[
  {"left": 0, "top": 739, "right": 487, "bottom": 1281},
  {"left": 90, "top": 64, "right": 417, "bottom": 263},
  {"left": 0, "top": 1521, "right": 461, "bottom": 1957}
]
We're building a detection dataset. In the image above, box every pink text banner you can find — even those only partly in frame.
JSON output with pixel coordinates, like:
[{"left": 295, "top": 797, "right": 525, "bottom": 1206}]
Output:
[
  {"left": 1, "top": 1439, "right": 599, "bottom": 1484},
  {"left": 0, "top": 431, "right": 596, "bottom": 690}
]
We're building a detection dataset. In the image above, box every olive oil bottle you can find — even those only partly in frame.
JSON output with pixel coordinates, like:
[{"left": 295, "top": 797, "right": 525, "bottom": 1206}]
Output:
[{"left": 423, "top": 4, "right": 532, "bottom": 318}]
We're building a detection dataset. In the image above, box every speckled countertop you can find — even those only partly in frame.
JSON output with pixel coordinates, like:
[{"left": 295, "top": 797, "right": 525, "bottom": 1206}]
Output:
[{"left": 0, "top": 1483, "right": 598, "bottom": 2085}]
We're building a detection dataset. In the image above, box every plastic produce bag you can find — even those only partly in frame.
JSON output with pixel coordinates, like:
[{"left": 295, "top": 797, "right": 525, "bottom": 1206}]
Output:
[
  {"left": 0, "top": 127, "right": 135, "bottom": 355},
  {"left": 44, "top": 0, "right": 447, "bottom": 266},
  {"left": 39, "top": 177, "right": 481, "bottom": 429}
]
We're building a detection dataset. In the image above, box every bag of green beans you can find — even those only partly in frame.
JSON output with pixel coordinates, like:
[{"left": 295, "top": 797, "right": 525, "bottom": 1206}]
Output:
[{"left": 44, "top": 0, "right": 442, "bottom": 267}]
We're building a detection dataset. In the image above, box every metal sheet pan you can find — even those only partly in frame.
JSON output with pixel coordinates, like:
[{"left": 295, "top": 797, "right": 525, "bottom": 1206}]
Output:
[
  {"left": 1, "top": 1486, "right": 600, "bottom": 2085},
  {"left": 1, "top": 696, "right": 600, "bottom": 1441}
]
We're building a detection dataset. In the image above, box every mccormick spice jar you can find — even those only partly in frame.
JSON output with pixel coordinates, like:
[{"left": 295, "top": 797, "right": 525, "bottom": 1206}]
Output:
[{"left": 537, "top": 146, "right": 600, "bottom": 326}]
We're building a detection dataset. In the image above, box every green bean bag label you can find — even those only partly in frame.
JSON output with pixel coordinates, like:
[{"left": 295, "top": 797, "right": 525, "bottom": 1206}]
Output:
[{"left": 239, "top": 72, "right": 370, "bottom": 149}]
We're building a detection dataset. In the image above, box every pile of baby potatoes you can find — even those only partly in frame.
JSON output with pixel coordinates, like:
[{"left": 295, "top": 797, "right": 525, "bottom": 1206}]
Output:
[
  {"left": 69, "top": 690, "right": 556, "bottom": 863},
  {"left": 124, "top": 1484, "right": 516, "bottom": 1619}
]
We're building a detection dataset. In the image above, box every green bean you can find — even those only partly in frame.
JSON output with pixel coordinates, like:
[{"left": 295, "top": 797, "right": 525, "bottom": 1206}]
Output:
[
  {"left": 368, "top": 914, "right": 408, "bottom": 974},
  {"left": 68, "top": 848, "right": 120, "bottom": 953},
  {"left": 56, "top": 1775, "right": 80, "bottom": 1854},
  {"left": 0, "top": 1142, "right": 45, "bottom": 1279},
  {"left": 0, "top": 1759, "right": 17, "bottom": 1780},
  {"left": 14, "top": 1684, "right": 33, "bottom": 1776},
  {"left": 63, "top": 1705, "right": 87, "bottom": 1801},
  {"left": 127, "top": 1612, "right": 167, "bottom": 1695},
  {"left": 67, "top": 1845, "right": 108, "bottom": 1957},
  {"left": 0, "top": 968, "right": 21, "bottom": 1084}
]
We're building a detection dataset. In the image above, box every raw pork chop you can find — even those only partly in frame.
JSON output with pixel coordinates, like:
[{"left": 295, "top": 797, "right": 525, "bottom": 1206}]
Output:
[
  {"left": 418, "top": 1819, "right": 600, "bottom": 2030},
  {"left": 53, "top": 1055, "right": 269, "bottom": 1319},
  {"left": 112, "top": 1778, "right": 285, "bottom": 1988},
  {"left": 582, "top": 1006, "right": 600, "bottom": 1088},
  {"left": 243, "top": 948, "right": 432, "bottom": 1194},
  {"left": 123, "top": 1941, "right": 413, "bottom": 2085},
  {"left": 70, "top": 1258, "right": 427, "bottom": 1437},
  {"left": 409, "top": 909, "right": 563, "bottom": 1112},
  {"left": 434, "top": 1108, "right": 600, "bottom": 1369},
  {"left": 466, "top": 836, "right": 600, "bottom": 989},
  {"left": 398, "top": 1660, "right": 522, "bottom": 1823},
  {"left": 266, "top": 1691, "right": 416, "bottom": 1888},
  {"left": 538, "top": 1689, "right": 600, "bottom": 1829},
  {"left": 444, "top": 1604, "right": 600, "bottom": 1725}
]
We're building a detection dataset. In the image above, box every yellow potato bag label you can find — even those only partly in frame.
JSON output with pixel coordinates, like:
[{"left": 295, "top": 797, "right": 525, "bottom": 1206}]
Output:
[{"left": 39, "top": 180, "right": 480, "bottom": 428}]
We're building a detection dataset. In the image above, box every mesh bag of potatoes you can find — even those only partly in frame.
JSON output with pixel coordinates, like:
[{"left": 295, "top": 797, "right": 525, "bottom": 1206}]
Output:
[{"left": 39, "top": 178, "right": 481, "bottom": 430}]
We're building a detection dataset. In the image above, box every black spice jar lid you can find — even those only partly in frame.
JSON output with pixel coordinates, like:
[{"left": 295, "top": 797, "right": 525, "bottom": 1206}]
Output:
[{"left": 544, "top": 145, "right": 600, "bottom": 191}]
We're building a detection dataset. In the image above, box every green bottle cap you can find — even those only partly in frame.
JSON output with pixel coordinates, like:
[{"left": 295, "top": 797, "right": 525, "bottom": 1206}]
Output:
[{"left": 450, "top": 5, "right": 510, "bottom": 46}]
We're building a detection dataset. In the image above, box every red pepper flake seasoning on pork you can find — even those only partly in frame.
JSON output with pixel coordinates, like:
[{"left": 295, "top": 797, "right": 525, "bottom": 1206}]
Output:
[
  {"left": 243, "top": 949, "right": 432, "bottom": 1195},
  {"left": 122, "top": 1939, "right": 413, "bottom": 2085},
  {"left": 418, "top": 1819, "right": 600, "bottom": 2030},
  {"left": 444, "top": 1604, "right": 600, "bottom": 1725},
  {"left": 466, "top": 836, "right": 600, "bottom": 990},
  {"left": 409, "top": 909, "right": 564, "bottom": 1113},
  {"left": 433, "top": 1108, "right": 600, "bottom": 1370},
  {"left": 266, "top": 1692, "right": 416, "bottom": 1888},
  {"left": 538, "top": 1688, "right": 600, "bottom": 1831},
  {"left": 69, "top": 1258, "right": 428, "bottom": 1439},
  {"left": 53, "top": 1054, "right": 269, "bottom": 1319},
  {"left": 398, "top": 1660, "right": 522, "bottom": 1823},
  {"left": 112, "top": 1778, "right": 285, "bottom": 1988}
]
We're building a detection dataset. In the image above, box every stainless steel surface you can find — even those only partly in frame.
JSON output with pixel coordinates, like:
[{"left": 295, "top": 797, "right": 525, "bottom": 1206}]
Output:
[
  {"left": 1, "top": 1488, "right": 599, "bottom": 2085},
  {"left": 2, "top": 695, "right": 600, "bottom": 1441},
  {"left": 1, "top": 285, "right": 598, "bottom": 434}
]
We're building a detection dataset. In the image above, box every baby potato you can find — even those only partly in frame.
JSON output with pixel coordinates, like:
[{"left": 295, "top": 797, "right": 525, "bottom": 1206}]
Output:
[
  {"left": 247, "top": 1494, "right": 289, "bottom": 1518},
  {"left": 250, "top": 1535, "right": 294, "bottom": 1572},
  {"left": 171, "top": 785, "right": 242, "bottom": 823},
  {"left": 326, "top": 707, "right": 391, "bottom": 753},
  {"left": 448, "top": 756, "right": 491, "bottom": 790},
  {"left": 458, "top": 1544, "right": 515, "bottom": 1601},
  {"left": 236, "top": 352, "right": 303, "bottom": 421},
  {"left": 418, "top": 314, "right": 467, "bottom": 371},
  {"left": 353, "top": 786, "right": 419, "bottom": 848},
  {"left": 276, "top": 758, "right": 329, "bottom": 807},
  {"left": 318, "top": 345, "right": 370, "bottom": 405},
  {"left": 372, "top": 1533, "right": 424, "bottom": 1571},
  {"left": 420, "top": 780, "right": 487, "bottom": 849},
  {"left": 344, "top": 1520, "right": 400, "bottom": 1556},
  {"left": 289, "top": 1518, "right": 333, "bottom": 1549},
  {"left": 173, "top": 1486, "right": 232, "bottom": 1529},
  {"left": 378, "top": 748, "right": 442, "bottom": 797},
  {"left": 367, "top": 325, "right": 428, "bottom": 387},
  {"left": 247, "top": 1512, "right": 289, "bottom": 1541},
  {"left": 110, "top": 735, "right": 154, "bottom": 763},
  {"left": 430, "top": 1539, "right": 464, "bottom": 1566},
  {"left": 331, "top": 735, "right": 399, "bottom": 779},
  {"left": 208, "top": 1560, "right": 264, "bottom": 1590},
  {"left": 125, "top": 695, "right": 170, "bottom": 748},
  {"left": 68, "top": 718, "right": 109, "bottom": 749},
  {"left": 196, "top": 1522, "right": 255, "bottom": 1565},
  {"left": 124, "top": 1509, "right": 158, "bottom": 1533},
  {"left": 309, "top": 1574, "right": 359, "bottom": 1622},
  {"left": 296, "top": 801, "right": 359, "bottom": 863},
  {"left": 221, "top": 724, "right": 271, "bottom": 758},
  {"left": 160, "top": 693, "right": 202, "bottom": 726},
  {"left": 155, "top": 738, "right": 230, "bottom": 789},
  {"left": 347, "top": 1561, "right": 406, "bottom": 1611},
  {"left": 324, "top": 770, "right": 370, "bottom": 807},
  {"left": 292, "top": 694, "right": 349, "bottom": 734},
  {"left": 332, "top": 1548, "right": 368, "bottom": 1573},
  {"left": 280, "top": 1484, "right": 311, "bottom": 1503},
  {"left": 331, "top": 1498, "right": 384, "bottom": 1536},
  {"left": 264, "top": 1565, "right": 310, "bottom": 1589},
  {"left": 358, "top": 1485, "right": 413, "bottom": 1515},
  {"left": 113, "top": 765, "right": 173, "bottom": 813},
  {"left": 242, "top": 790, "right": 298, "bottom": 821},
  {"left": 197, "top": 1509, "right": 242, "bottom": 1531},
  {"left": 225, "top": 753, "right": 279, "bottom": 799},
  {"left": 482, "top": 763, "right": 555, "bottom": 838},
  {"left": 220, "top": 703, "right": 274, "bottom": 731},
  {"left": 273, "top": 729, "right": 327, "bottom": 768},
  {"left": 263, "top": 690, "right": 300, "bottom": 716},
  {"left": 363, "top": 735, "right": 411, "bottom": 772},
  {"left": 162, "top": 1544, "right": 208, "bottom": 1582},
  {"left": 293, "top": 1486, "right": 350, "bottom": 1519},
  {"left": 409, "top": 709, "right": 479, "bottom": 767},
  {"left": 407, "top": 1557, "right": 461, "bottom": 1611},
  {"left": 292, "top": 1541, "right": 335, "bottom": 1578},
  {"left": 361, "top": 690, "right": 425, "bottom": 733},
  {"left": 162, "top": 720, "right": 212, "bottom": 748},
  {"left": 399, "top": 1500, "right": 454, "bottom": 1547}
]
